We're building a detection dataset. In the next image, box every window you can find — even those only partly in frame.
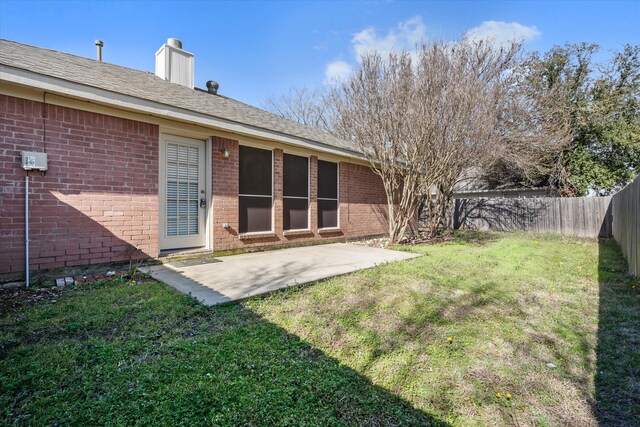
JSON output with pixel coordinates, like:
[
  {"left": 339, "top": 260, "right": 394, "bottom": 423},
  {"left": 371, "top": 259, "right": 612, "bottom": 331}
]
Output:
[
  {"left": 239, "top": 146, "right": 272, "bottom": 233},
  {"left": 317, "top": 160, "right": 338, "bottom": 228},
  {"left": 283, "top": 153, "right": 309, "bottom": 230}
]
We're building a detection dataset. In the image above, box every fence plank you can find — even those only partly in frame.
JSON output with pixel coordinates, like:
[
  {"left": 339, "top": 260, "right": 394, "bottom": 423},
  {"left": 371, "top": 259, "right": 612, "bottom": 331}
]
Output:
[{"left": 611, "top": 175, "right": 640, "bottom": 276}]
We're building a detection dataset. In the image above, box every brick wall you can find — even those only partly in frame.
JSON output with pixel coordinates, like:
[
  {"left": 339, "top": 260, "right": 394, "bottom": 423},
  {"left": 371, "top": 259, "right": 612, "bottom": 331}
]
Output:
[
  {"left": 0, "top": 94, "right": 389, "bottom": 278},
  {"left": 338, "top": 162, "right": 389, "bottom": 236},
  {"left": 0, "top": 95, "right": 159, "bottom": 277},
  {"left": 211, "top": 137, "right": 388, "bottom": 251}
]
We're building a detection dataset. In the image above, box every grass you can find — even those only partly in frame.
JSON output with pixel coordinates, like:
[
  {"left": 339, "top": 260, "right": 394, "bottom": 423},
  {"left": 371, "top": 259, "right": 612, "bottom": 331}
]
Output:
[{"left": 1, "top": 232, "right": 638, "bottom": 426}]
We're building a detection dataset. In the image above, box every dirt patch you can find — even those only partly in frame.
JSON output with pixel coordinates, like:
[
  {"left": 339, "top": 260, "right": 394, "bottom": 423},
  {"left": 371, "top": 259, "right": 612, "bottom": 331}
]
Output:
[
  {"left": 400, "top": 232, "right": 456, "bottom": 245},
  {"left": 346, "top": 234, "right": 456, "bottom": 248},
  {"left": 347, "top": 237, "right": 390, "bottom": 248},
  {"left": 0, "top": 286, "right": 64, "bottom": 314}
]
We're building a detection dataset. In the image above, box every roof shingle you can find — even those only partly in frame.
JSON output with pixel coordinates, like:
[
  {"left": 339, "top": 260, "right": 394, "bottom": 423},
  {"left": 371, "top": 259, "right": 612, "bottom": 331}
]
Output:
[{"left": 0, "top": 39, "right": 358, "bottom": 155}]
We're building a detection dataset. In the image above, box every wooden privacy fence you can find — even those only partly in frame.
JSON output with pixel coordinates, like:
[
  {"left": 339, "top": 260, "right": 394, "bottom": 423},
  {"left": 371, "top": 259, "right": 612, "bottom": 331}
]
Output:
[
  {"left": 454, "top": 177, "right": 639, "bottom": 275},
  {"left": 611, "top": 175, "right": 639, "bottom": 276},
  {"left": 454, "top": 196, "right": 613, "bottom": 238}
]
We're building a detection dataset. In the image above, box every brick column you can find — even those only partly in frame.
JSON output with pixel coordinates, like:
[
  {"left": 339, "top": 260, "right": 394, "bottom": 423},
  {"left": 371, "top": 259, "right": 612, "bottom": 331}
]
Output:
[
  {"left": 310, "top": 155, "right": 318, "bottom": 233},
  {"left": 212, "top": 136, "right": 239, "bottom": 249},
  {"left": 340, "top": 161, "right": 349, "bottom": 230},
  {"left": 273, "top": 148, "right": 283, "bottom": 235}
]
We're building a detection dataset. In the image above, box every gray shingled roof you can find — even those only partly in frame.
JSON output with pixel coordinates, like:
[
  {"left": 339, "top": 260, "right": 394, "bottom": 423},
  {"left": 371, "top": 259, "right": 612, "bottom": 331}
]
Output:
[{"left": 0, "top": 39, "right": 358, "bottom": 154}]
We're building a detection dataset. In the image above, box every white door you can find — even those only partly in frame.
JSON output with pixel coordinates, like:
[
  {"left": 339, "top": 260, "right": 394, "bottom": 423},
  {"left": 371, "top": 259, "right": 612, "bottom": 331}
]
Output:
[{"left": 159, "top": 135, "right": 206, "bottom": 250}]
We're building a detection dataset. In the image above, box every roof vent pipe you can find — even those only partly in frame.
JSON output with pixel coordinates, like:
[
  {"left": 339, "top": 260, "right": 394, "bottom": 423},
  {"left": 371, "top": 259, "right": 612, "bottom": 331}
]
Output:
[
  {"left": 206, "top": 80, "right": 219, "bottom": 95},
  {"left": 95, "top": 39, "right": 103, "bottom": 61},
  {"left": 167, "top": 38, "right": 182, "bottom": 49}
]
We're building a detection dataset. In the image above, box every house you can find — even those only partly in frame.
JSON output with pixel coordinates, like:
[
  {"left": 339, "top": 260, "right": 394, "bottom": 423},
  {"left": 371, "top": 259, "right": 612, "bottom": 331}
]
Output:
[
  {"left": 453, "top": 167, "right": 557, "bottom": 199},
  {"left": 453, "top": 187, "right": 557, "bottom": 199},
  {"left": 425, "top": 167, "right": 558, "bottom": 203},
  {"left": 0, "top": 38, "right": 388, "bottom": 281}
]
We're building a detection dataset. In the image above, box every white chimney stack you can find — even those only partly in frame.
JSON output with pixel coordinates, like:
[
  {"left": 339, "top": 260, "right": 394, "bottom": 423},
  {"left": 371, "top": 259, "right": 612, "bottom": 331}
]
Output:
[{"left": 155, "top": 38, "right": 194, "bottom": 89}]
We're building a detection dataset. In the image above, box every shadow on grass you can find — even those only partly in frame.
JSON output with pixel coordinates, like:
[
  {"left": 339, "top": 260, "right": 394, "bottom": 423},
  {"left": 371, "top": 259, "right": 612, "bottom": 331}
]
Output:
[
  {"left": 0, "top": 281, "right": 448, "bottom": 426},
  {"left": 595, "top": 239, "right": 640, "bottom": 426},
  {"left": 444, "top": 230, "right": 503, "bottom": 246}
]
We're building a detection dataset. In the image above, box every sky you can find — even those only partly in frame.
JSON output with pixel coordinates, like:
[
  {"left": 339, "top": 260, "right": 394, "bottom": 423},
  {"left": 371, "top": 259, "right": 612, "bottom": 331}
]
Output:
[{"left": 1, "top": 0, "right": 639, "bottom": 107}]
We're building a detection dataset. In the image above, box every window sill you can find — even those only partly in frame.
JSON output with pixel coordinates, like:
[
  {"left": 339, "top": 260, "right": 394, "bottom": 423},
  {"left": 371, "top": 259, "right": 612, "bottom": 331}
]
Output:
[
  {"left": 238, "top": 231, "right": 276, "bottom": 240},
  {"left": 318, "top": 227, "right": 342, "bottom": 234},
  {"left": 283, "top": 229, "right": 313, "bottom": 237}
]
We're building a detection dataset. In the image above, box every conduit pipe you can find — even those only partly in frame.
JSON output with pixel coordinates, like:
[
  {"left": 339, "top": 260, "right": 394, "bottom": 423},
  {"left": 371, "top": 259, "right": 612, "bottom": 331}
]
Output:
[{"left": 25, "top": 175, "right": 29, "bottom": 288}]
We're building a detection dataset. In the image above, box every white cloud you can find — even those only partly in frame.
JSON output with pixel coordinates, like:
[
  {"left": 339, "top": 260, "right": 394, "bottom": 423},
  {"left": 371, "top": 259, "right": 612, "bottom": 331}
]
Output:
[
  {"left": 324, "top": 60, "right": 353, "bottom": 83},
  {"left": 352, "top": 15, "right": 427, "bottom": 60},
  {"left": 322, "top": 17, "right": 540, "bottom": 84},
  {"left": 320, "top": 16, "right": 428, "bottom": 84},
  {"left": 465, "top": 20, "right": 541, "bottom": 46}
]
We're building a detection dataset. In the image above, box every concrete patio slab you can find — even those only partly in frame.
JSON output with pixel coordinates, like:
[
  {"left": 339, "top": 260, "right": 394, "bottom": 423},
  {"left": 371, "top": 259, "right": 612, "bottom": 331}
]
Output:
[{"left": 141, "top": 243, "right": 420, "bottom": 305}]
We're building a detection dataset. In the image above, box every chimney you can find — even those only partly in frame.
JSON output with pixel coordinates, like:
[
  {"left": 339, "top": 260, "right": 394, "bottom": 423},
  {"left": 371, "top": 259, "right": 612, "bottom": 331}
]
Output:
[{"left": 155, "top": 38, "right": 194, "bottom": 89}]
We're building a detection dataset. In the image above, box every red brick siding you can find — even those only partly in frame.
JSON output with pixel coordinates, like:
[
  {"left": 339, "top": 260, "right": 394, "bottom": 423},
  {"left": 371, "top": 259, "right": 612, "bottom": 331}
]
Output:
[
  {"left": 0, "top": 95, "right": 159, "bottom": 276},
  {"left": 1, "top": 94, "right": 390, "bottom": 277},
  {"left": 211, "top": 136, "right": 240, "bottom": 249},
  {"left": 210, "top": 137, "right": 388, "bottom": 251},
  {"left": 339, "top": 162, "right": 389, "bottom": 236}
]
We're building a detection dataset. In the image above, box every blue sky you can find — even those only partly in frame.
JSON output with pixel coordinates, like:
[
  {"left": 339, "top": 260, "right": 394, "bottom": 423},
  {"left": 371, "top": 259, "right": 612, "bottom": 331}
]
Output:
[{"left": 1, "top": 1, "right": 639, "bottom": 107}]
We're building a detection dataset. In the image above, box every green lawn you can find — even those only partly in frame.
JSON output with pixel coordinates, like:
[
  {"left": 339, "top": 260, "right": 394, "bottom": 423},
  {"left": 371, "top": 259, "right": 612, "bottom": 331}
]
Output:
[{"left": 1, "top": 233, "right": 638, "bottom": 426}]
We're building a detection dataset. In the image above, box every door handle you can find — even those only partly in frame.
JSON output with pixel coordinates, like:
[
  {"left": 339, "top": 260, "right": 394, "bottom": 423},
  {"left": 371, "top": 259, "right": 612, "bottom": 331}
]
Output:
[{"left": 200, "top": 198, "right": 206, "bottom": 208}]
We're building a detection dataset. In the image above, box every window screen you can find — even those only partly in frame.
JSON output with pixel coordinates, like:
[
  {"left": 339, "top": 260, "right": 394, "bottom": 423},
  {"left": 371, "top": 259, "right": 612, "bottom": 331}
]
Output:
[
  {"left": 239, "top": 146, "right": 272, "bottom": 233},
  {"left": 283, "top": 154, "right": 309, "bottom": 230},
  {"left": 317, "top": 160, "right": 338, "bottom": 228}
]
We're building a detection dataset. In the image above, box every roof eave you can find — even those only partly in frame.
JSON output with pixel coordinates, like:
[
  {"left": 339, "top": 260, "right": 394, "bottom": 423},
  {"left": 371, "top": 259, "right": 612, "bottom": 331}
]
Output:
[
  {"left": 453, "top": 187, "right": 554, "bottom": 195},
  {"left": 0, "top": 64, "right": 366, "bottom": 160}
]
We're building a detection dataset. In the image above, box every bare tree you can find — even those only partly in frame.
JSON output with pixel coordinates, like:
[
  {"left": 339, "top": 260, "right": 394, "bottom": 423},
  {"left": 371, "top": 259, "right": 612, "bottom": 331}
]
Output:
[
  {"left": 263, "top": 85, "right": 336, "bottom": 134},
  {"left": 332, "top": 39, "right": 530, "bottom": 241},
  {"left": 331, "top": 52, "right": 430, "bottom": 242},
  {"left": 420, "top": 40, "right": 532, "bottom": 235},
  {"left": 422, "top": 39, "right": 573, "bottom": 236},
  {"left": 265, "top": 38, "right": 572, "bottom": 241}
]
